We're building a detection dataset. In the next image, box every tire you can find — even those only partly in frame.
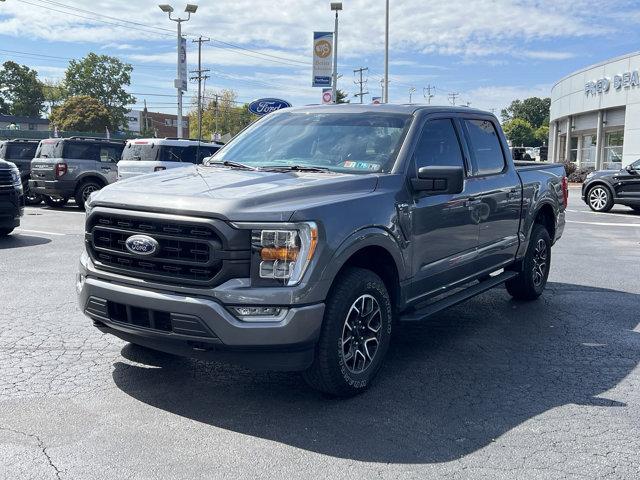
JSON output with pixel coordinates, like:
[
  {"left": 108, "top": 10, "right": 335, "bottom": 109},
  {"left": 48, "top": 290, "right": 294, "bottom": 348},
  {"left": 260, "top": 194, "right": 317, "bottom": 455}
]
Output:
[
  {"left": 75, "top": 180, "right": 102, "bottom": 210},
  {"left": 587, "top": 185, "right": 613, "bottom": 212},
  {"left": 303, "top": 267, "right": 393, "bottom": 397},
  {"left": 631, "top": 206, "right": 640, "bottom": 214},
  {"left": 44, "top": 196, "right": 69, "bottom": 208},
  {"left": 506, "top": 224, "right": 551, "bottom": 301},
  {"left": 25, "top": 192, "right": 43, "bottom": 205},
  {"left": 0, "top": 228, "right": 14, "bottom": 237}
]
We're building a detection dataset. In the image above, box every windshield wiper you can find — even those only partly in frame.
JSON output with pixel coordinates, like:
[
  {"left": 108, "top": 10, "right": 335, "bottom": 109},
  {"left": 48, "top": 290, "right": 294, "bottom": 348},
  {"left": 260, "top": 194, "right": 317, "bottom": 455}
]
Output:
[
  {"left": 261, "top": 165, "right": 333, "bottom": 173},
  {"left": 205, "top": 159, "right": 257, "bottom": 170}
]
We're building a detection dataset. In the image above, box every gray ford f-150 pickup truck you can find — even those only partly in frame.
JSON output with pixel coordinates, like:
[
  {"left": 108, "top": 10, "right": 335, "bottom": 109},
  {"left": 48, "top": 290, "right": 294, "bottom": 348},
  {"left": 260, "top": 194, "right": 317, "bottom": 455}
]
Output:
[{"left": 78, "top": 104, "right": 567, "bottom": 396}]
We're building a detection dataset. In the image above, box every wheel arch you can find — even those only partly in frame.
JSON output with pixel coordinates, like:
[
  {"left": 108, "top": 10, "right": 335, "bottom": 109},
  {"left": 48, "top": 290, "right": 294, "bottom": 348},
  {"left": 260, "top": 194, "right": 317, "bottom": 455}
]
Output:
[
  {"left": 74, "top": 174, "right": 107, "bottom": 195},
  {"left": 585, "top": 180, "right": 615, "bottom": 200}
]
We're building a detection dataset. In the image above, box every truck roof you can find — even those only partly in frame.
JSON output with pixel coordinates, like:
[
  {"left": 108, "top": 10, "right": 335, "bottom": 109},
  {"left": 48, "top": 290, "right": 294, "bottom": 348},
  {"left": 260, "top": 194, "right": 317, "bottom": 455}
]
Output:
[{"left": 286, "top": 103, "right": 494, "bottom": 117}]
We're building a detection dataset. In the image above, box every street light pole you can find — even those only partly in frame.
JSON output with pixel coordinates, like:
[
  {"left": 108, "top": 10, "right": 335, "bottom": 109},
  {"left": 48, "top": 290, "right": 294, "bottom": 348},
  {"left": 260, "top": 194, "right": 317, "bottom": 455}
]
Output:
[
  {"left": 159, "top": 4, "right": 198, "bottom": 138},
  {"left": 384, "top": 0, "right": 389, "bottom": 103},
  {"left": 330, "top": 3, "right": 342, "bottom": 104}
]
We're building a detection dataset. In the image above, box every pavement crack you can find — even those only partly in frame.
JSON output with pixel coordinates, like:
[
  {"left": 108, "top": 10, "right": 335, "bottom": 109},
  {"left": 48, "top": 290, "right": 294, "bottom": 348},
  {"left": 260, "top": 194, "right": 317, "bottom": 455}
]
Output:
[{"left": 0, "top": 426, "right": 62, "bottom": 479}]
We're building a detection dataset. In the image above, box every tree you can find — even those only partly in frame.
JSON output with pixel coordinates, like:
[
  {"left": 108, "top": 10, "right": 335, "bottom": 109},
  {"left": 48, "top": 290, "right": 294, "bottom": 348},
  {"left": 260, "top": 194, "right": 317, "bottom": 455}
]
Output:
[
  {"left": 0, "top": 61, "right": 45, "bottom": 117},
  {"left": 191, "top": 89, "right": 257, "bottom": 140},
  {"left": 49, "top": 95, "right": 111, "bottom": 132},
  {"left": 336, "top": 89, "right": 350, "bottom": 104},
  {"left": 534, "top": 125, "right": 550, "bottom": 146},
  {"left": 42, "top": 79, "right": 68, "bottom": 115},
  {"left": 64, "top": 53, "right": 135, "bottom": 130},
  {"left": 501, "top": 97, "right": 550, "bottom": 129},
  {"left": 502, "top": 118, "right": 535, "bottom": 147}
]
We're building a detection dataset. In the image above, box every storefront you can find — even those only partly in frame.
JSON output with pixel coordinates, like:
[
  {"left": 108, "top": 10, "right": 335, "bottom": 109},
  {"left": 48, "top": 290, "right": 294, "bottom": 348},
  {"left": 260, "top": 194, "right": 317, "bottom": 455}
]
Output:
[{"left": 549, "top": 52, "right": 640, "bottom": 170}]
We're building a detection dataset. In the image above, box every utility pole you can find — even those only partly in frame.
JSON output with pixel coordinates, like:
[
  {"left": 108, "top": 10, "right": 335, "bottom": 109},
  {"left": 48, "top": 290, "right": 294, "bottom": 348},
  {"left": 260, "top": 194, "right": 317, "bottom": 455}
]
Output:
[
  {"left": 448, "top": 92, "right": 459, "bottom": 106},
  {"left": 353, "top": 67, "right": 369, "bottom": 104},
  {"left": 408, "top": 87, "right": 416, "bottom": 104},
  {"left": 423, "top": 85, "right": 435, "bottom": 104},
  {"left": 331, "top": 3, "right": 343, "bottom": 104},
  {"left": 190, "top": 36, "right": 210, "bottom": 142},
  {"left": 384, "top": 0, "right": 389, "bottom": 103}
]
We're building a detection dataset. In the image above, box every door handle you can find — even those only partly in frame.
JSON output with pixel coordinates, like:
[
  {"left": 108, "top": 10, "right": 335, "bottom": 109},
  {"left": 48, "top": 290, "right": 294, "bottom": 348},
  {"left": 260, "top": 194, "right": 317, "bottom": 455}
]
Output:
[{"left": 101, "top": 167, "right": 111, "bottom": 171}]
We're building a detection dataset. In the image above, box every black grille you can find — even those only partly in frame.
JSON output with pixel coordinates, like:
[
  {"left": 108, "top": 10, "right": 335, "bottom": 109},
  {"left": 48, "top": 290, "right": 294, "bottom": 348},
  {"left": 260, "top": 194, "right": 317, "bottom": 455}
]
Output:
[
  {"left": 0, "top": 170, "right": 13, "bottom": 187},
  {"left": 88, "top": 213, "right": 226, "bottom": 286}
]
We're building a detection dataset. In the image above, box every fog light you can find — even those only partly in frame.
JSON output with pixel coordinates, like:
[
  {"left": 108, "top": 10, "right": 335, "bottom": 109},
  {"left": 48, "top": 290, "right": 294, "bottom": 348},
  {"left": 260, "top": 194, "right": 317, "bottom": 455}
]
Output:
[
  {"left": 230, "top": 306, "right": 288, "bottom": 322},
  {"left": 75, "top": 273, "right": 86, "bottom": 293}
]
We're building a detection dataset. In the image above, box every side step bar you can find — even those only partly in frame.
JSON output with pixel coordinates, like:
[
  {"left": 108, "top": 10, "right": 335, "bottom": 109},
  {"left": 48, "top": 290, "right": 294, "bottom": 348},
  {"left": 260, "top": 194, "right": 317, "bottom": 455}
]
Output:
[{"left": 399, "top": 270, "right": 519, "bottom": 322}]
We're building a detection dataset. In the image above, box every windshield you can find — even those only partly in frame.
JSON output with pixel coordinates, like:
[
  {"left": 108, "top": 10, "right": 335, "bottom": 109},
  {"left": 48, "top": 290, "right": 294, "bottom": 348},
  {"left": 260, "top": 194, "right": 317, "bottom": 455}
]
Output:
[{"left": 211, "top": 112, "right": 412, "bottom": 173}]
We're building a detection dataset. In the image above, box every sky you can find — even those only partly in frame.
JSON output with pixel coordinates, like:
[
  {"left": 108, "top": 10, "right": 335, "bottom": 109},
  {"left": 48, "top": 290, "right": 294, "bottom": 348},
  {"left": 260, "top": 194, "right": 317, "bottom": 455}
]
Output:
[{"left": 1, "top": 0, "right": 640, "bottom": 117}]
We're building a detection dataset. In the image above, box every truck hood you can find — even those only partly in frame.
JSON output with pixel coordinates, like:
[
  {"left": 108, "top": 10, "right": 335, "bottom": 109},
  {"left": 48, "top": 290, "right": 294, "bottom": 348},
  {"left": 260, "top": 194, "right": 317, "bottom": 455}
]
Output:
[{"left": 91, "top": 165, "right": 379, "bottom": 221}]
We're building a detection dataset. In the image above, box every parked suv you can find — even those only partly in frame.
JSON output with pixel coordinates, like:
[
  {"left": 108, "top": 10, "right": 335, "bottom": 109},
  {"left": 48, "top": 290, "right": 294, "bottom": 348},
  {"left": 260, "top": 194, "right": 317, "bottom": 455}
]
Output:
[
  {"left": 117, "top": 138, "right": 223, "bottom": 180},
  {"left": 0, "top": 159, "right": 24, "bottom": 236},
  {"left": 0, "top": 139, "right": 42, "bottom": 204},
  {"left": 582, "top": 158, "right": 640, "bottom": 213},
  {"left": 29, "top": 137, "right": 125, "bottom": 209},
  {"left": 79, "top": 105, "right": 566, "bottom": 396}
]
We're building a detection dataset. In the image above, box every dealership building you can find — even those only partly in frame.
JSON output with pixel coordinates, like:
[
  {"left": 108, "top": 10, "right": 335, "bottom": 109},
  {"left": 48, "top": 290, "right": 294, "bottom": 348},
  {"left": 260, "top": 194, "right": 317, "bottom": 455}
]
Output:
[{"left": 549, "top": 51, "right": 640, "bottom": 170}]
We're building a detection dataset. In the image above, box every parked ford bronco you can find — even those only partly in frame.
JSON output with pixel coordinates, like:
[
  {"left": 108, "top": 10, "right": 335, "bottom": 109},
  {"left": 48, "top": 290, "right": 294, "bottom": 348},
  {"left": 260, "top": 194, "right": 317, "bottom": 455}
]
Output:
[
  {"left": 78, "top": 105, "right": 566, "bottom": 396},
  {"left": 29, "top": 136, "right": 125, "bottom": 209},
  {"left": 0, "top": 159, "right": 24, "bottom": 236}
]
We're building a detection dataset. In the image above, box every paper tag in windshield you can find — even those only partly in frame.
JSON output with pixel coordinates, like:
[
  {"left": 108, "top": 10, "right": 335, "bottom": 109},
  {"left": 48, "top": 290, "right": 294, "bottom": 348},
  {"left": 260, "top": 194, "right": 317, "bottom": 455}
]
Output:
[{"left": 343, "top": 161, "right": 381, "bottom": 171}]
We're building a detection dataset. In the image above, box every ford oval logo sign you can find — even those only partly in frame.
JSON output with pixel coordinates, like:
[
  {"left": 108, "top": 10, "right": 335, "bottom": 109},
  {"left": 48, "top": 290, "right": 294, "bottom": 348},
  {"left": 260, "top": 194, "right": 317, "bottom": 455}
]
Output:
[
  {"left": 248, "top": 98, "right": 291, "bottom": 116},
  {"left": 125, "top": 235, "right": 159, "bottom": 256}
]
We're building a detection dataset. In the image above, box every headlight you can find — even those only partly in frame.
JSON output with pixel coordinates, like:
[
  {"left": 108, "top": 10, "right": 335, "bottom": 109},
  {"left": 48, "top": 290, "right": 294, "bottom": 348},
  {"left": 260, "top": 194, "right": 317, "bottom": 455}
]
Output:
[
  {"left": 248, "top": 222, "right": 318, "bottom": 286},
  {"left": 84, "top": 192, "right": 97, "bottom": 217},
  {"left": 9, "top": 164, "right": 23, "bottom": 193}
]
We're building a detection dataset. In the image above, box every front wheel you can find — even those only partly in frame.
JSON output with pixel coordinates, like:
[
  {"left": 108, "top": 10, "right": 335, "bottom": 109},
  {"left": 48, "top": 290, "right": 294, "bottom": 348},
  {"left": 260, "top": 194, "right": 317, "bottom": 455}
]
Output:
[
  {"left": 303, "top": 267, "right": 393, "bottom": 396},
  {"left": 631, "top": 206, "right": 640, "bottom": 214},
  {"left": 587, "top": 185, "right": 613, "bottom": 212},
  {"left": 75, "top": 181, "right": 102, "bottom": 210},
  {"left": 506, "top": 224, "right": 551, "bottom": 300},
  {"left": 44, "top": 196, "right": 69, "bottom": 208}
]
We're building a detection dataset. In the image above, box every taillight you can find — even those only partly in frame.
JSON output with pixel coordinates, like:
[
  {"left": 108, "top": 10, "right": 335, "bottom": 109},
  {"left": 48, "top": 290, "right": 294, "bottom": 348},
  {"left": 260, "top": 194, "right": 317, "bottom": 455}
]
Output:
[
  {"left": 561, "top": 176, "right": 568, "bottom": 209},
  {"left": 154, "top": 166, "right": 166, "bottom": 172},
  {"left": 55, "top": 162, "right": 68, "bottom": 178}
]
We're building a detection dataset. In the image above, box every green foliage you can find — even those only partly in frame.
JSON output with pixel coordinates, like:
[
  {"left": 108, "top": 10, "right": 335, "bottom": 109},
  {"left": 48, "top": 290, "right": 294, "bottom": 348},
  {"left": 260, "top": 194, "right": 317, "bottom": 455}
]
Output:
[
  {"left": 534, "top": 125, "right": 549, "bottom": 145},
  {"left": 501, "top": 97, "right": 550, "bottom": 129},
  {"left": 336, "top": 89, "right": 350, "bottom": 104},
  {"left": 49, "top": 95, "right": 111, "bottom": 132},
  {"left": 64, "top": 53, "right": 135, "bottom": 130},
  {"left": 503, "top": 118, "right": 535, "bottom": 147},
  {"left": 189, "top": 89, "right": 258, "bottom": 140},
  {"left": 0, "top": 61, "right": 45, "bottom": 117},
  {"left": 41, "top": 79, "right": 68, "bottom": 114}
]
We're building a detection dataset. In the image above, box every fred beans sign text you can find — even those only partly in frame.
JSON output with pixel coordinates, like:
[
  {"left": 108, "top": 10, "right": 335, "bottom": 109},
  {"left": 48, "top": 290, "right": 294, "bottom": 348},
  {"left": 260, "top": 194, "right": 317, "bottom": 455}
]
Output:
[{"left": 585, "top": 70, "right": 640, "bottom": 96}]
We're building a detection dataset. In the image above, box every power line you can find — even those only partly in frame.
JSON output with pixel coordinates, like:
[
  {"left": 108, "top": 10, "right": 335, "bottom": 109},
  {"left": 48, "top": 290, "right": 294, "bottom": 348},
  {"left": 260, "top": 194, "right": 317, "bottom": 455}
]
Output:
[
  {"left": 190, "top": 36, "right": 210, "bottom": 141},
  {"left": 448, "top": 92, "right": 460, "bottom": 106},
  {"left": 423, "top": 85, "right": 436, "bottom": 104},
  {"left": 353, "top": 67, "right": 369, "bottom": 104}
]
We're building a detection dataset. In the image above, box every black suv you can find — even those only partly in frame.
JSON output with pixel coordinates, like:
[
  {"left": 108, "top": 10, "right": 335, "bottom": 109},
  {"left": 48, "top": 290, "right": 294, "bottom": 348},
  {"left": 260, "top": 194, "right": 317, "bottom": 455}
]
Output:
[
  {"left": 581, "top": 159, "right": 640, "bottom": 213},
  {"left": 0, "top": 159, "right": 24, "bottom": 236},
  {"left": 29, "top": 137, "right": 125, "bottom": 209},
  {"left": 0, "top": 139, "right": 42, "bottom": 205}
]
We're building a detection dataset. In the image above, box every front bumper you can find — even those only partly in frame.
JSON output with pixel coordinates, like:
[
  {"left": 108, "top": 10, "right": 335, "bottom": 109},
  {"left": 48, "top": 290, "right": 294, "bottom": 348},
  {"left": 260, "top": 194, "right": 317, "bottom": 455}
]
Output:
[
  {"left": 29, "top": 178, "right": 75, "bottom": 198},
  {"left": 78, "top": 257, "right": 325, "bottom": 371}
]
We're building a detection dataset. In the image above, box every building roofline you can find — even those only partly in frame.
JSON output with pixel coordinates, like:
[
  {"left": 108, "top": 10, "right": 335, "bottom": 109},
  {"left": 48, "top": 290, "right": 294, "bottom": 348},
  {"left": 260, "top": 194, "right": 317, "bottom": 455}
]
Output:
[{"left": 552, "top": 50, "right": 640, "bottom": 91}]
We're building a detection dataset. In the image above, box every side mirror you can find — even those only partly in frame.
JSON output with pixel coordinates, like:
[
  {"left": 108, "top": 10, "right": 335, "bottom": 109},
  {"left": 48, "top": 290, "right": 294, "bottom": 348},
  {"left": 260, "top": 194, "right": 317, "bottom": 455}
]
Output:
[
  {"left": 626, "top": 164, "right": 637, "bottom": 173},
  {"left": 411, "top": 166, "right": 464, "bottom": 194}
]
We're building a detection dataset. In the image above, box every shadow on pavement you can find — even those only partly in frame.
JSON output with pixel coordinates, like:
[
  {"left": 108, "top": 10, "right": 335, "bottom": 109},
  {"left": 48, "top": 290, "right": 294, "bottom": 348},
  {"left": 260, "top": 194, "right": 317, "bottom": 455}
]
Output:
[
  {"left": 0, "top": 234, "right": 51, "bottom": 249},
  {"left": 112, "top": 282, "right": 639, "bottom": 464}
]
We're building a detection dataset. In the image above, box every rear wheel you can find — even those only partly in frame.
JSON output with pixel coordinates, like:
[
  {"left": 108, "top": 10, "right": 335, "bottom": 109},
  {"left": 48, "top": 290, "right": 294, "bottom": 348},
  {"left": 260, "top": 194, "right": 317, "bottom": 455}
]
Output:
[
  {"left": 303, "top": 267, "right": 393, "bottom": 397},
  {"left": 44, "top": 196, "right": 69, "bottom": 208},
  {"left": 25, "top": 191, "right": 43, "bottom": 205},
  {"left": 506, "top": 224, "right": 551, "bottom": 300},
  {"left": 0, "top": 228, "right": 14, "bottom": 237},
  {"left": 587, "top": 185, "right": 613, "bottom": 212},
  {"left": 631, "top": 206, "right": 640, "bottom": 214},
  {"left": 75, "top": 180, "right": 102, "bottom": 210}
]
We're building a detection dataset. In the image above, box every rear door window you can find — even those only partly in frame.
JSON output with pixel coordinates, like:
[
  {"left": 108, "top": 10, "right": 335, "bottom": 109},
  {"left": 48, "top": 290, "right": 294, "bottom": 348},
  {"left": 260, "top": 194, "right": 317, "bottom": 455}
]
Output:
[
  {"left": 196, "top": 146, "right": 220, "bottom": 164},
  {"left": 160, "top": 146, "right": 196, "bottom": 163},
  {"left": 63, "top": 142, "right": 100, "bottom": 161},
  {"left": 464, "top": 119, "right": 506, "bottom": 176},
  {"left": 99, "top": 145, "right": 123, "bottom": 163},
  {"left": 6, "top": 143, "right": 38, "bottom": 160}
]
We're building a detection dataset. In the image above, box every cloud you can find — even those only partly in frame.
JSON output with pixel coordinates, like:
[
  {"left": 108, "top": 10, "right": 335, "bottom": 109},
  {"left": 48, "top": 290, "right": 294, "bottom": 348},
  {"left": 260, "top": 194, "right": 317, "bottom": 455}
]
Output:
[{"left": 521, "top": 50, "right": 576, "bottom": 61}]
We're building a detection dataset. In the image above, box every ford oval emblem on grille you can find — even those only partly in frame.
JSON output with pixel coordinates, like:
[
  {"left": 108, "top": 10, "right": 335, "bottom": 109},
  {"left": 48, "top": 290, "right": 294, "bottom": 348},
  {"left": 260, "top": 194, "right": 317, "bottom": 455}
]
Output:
[{"left": 125, "top": 235, "right": 159, "bottom": 256}]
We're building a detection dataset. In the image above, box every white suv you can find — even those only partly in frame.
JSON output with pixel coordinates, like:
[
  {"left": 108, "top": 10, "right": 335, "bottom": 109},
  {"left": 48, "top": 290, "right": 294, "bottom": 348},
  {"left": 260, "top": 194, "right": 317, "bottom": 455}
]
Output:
[{"left": 117, "top": 138, "right": 223, "bottom": 180}]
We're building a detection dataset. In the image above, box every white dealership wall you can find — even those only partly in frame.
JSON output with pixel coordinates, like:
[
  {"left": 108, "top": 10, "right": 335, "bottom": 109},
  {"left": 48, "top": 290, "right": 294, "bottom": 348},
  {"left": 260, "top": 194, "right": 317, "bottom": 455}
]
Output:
[{"left": 550, "top": 51, "right": 640, "bottom": 169}]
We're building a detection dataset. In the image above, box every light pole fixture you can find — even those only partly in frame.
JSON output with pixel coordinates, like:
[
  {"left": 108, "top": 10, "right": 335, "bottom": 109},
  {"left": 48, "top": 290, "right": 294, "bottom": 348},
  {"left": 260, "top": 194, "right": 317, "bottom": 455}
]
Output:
[
  {"left": 158, "top": 3, "right": 198, "bottom": 138},
  {"left": 330, "top": 2, "right": 342, "bottom": 104},
  {"left": 384, "top": 0, "right": 389, "bottom": 103}
]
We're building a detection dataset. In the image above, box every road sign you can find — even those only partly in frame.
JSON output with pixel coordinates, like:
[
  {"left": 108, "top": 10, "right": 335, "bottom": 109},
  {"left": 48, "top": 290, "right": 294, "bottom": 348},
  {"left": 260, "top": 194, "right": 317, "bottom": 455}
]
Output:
[
  {"left": 322, "top": 88, "right": 333, "bottom": 104},
  {"left": 313, "top": 32, "right": 333, "bottom": 87},
  {"left": 372, "top": 97, "right": 382, "bottom": 104}
]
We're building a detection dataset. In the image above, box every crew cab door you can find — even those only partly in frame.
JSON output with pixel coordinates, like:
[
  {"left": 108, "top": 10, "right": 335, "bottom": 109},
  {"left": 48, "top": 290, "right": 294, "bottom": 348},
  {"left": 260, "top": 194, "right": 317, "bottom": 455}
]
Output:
[
  {"left": 460, "top": 117, "right": 522, "bottom": 271},
  {"left": 615, "top": 159, "right": 640, "bottom": 201},
  {"left": 406, "top": 117, "right": 484, "bottom": 302}
]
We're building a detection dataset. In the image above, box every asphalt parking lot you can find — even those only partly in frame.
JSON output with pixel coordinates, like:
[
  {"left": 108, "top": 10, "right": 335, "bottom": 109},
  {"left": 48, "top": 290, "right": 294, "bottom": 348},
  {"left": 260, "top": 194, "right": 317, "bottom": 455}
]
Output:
[{"left": 1, "top": 188, "right": 639, "bottom": 480}]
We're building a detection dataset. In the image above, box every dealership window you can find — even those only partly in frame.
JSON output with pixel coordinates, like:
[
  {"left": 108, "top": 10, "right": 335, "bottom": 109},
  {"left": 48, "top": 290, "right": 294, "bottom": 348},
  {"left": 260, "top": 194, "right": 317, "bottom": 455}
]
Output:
[
  {"left": 558, "top": 135, "right": 567, "bottom": 162},
  {"left": 580, "top": 134, "right": 597, "bottom": 169},
  {"left": 569, "top": 136, "right": 578, "bottom": 163},
  {"left": 604, "top": 131, "right": 624, "bottom": 170}
]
